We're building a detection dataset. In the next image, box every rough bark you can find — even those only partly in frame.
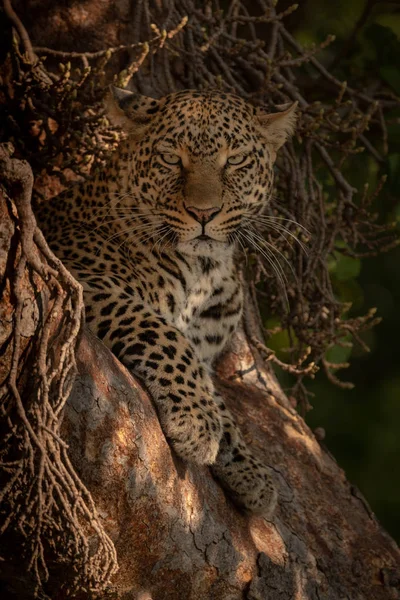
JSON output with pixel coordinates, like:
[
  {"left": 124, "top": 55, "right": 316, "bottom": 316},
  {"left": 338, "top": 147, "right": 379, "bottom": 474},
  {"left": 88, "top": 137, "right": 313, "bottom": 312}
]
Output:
[{"left": 63, "top": 326, "right": 400, "bottom": 600}]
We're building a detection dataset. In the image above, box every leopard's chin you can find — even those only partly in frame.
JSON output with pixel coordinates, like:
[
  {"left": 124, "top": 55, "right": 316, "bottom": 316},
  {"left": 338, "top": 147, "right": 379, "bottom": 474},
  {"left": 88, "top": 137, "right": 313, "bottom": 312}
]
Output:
[{"left": 177, "top": 237, "right": 230, "bottom": 258}]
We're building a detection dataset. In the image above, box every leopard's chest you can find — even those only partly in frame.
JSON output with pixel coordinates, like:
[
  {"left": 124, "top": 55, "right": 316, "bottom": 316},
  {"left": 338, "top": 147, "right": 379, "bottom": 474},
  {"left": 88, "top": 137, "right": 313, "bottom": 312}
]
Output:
[
  {"left": 127, "top": 248, "right": 243, "bottom": 363},
  {"left": 170, "top": 263, "right": 243, "bottom": 364}
]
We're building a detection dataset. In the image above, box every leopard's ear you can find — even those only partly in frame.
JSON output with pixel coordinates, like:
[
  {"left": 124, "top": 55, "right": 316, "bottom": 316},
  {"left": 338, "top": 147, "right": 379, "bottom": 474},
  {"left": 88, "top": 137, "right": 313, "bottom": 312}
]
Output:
[
  {"left": 255, "top": 101, "right": 298, "bottom": 154},
  {"left": 105, "top": 86, "right": 160, "bottom": 133}
]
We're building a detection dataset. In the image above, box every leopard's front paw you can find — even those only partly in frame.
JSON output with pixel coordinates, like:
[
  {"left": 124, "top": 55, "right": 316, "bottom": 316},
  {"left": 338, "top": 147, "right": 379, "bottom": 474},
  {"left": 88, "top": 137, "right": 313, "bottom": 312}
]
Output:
[
  {"left": 160, "top": 398, "right": 223, "bottom": 465},
  {"left": 212, "top": 448, "right": 278, "bottom": 517}
]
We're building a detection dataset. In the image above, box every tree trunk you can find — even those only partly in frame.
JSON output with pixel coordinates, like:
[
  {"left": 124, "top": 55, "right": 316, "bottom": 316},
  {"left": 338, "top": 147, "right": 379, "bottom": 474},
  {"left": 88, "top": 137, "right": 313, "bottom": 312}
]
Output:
[
  {"left": 1, "top": 1, "right": 400, "bottom": 599},
  {"left": 60, "top": 326, "right": 400, "bottom": 600}
]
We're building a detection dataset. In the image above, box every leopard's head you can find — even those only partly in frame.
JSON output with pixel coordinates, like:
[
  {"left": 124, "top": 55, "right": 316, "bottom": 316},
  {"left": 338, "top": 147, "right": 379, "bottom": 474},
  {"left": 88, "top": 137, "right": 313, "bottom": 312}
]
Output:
[{"left": 108, "top": 87, "right": 297, "bottom": 258}]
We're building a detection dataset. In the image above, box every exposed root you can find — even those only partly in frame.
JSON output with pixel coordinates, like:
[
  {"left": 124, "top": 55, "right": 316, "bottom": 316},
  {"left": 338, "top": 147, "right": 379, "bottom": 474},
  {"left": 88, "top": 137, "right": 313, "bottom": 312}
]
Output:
[{"left": 0, "top": 144, "right": 118, "bottom": 597}]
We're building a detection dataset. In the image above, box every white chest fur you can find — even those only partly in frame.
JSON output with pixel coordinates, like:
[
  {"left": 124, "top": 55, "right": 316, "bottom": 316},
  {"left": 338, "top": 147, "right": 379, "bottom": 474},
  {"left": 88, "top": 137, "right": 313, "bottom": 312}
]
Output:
[{"left": 173, "top": 259, "right": 242, "bottom": 363}]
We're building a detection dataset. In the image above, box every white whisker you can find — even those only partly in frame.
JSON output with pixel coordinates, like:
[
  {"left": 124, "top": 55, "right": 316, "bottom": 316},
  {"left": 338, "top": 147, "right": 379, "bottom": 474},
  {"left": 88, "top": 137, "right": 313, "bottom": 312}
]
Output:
[
  {"left": 244, "top": 218, "right": 309, "bottom": 256},
  {"left": 151, "top": 226, "right": 174, "bottom": 256},
  {"left": 246, "top": 225, "right": 295, "bottom": 279},
  {"left": 239, "top": 230, "right": 289, "bottom": 308},
  {"left": 234, "top": 231, "right": 248, "bottom": 264},
  {"left": 245, "top": 209, "right": 309, "bottom": 229},
  {"left": 249, "top": 213, "right": 311, "bottom": 235}
]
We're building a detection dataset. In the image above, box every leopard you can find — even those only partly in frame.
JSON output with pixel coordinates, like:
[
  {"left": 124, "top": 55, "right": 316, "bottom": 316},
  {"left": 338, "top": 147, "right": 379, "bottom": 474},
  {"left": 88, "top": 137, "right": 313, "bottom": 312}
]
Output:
[{"left": 36, "top": 87, "right": 297, "bottom": 516}]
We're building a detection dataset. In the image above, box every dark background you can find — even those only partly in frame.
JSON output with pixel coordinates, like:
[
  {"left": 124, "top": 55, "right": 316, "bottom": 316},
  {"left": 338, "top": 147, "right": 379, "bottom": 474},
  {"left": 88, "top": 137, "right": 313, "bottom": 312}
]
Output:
[{"left": 269, "top": 0, "right": 400, "bottom": 542}]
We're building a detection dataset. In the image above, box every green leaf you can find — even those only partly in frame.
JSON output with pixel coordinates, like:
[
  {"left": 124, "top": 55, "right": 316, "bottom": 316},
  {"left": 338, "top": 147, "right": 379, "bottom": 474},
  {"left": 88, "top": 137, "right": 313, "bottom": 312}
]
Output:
[
  {"left": 375, "top": 14, "right": 400, "bottom": 40},
  {"left": 330, "top": 254, "right": 361, "bottom": 281},
  {"left": 380, "top": 66, "right": 400, "bottom": 95},
  {"left": 326, "top": 339, "right": 352, "bottom": 364}
]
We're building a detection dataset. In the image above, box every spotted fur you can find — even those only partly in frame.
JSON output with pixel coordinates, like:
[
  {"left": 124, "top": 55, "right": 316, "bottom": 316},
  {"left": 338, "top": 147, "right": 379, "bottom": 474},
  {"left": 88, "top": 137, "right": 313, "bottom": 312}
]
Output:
[{"left": 37, "top": 88, "right": 297, "bottom": 515}]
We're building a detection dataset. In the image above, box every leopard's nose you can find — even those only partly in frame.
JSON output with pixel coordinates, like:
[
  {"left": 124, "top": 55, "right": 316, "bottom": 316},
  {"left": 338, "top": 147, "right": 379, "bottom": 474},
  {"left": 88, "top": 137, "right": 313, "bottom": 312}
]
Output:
[{"left": 184, "top": 204, "right": 221, "bottom": 224}]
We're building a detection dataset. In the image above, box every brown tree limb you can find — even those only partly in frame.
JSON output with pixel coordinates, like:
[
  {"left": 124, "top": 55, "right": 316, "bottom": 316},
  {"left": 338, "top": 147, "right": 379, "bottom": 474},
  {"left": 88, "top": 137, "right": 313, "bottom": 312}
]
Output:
[{"left": 2, "top": 0, "right": 36, "bottom": 63}]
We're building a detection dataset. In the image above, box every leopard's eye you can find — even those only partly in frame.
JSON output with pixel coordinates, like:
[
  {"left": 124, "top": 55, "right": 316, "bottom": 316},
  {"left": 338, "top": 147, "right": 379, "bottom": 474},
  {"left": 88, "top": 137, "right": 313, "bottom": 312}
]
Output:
[
  {"left": 160, "top": 153, "right": 181, "bottom": 166},
  {"left": 227, "top": 154, "right": 248, "bottom": 166}
]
